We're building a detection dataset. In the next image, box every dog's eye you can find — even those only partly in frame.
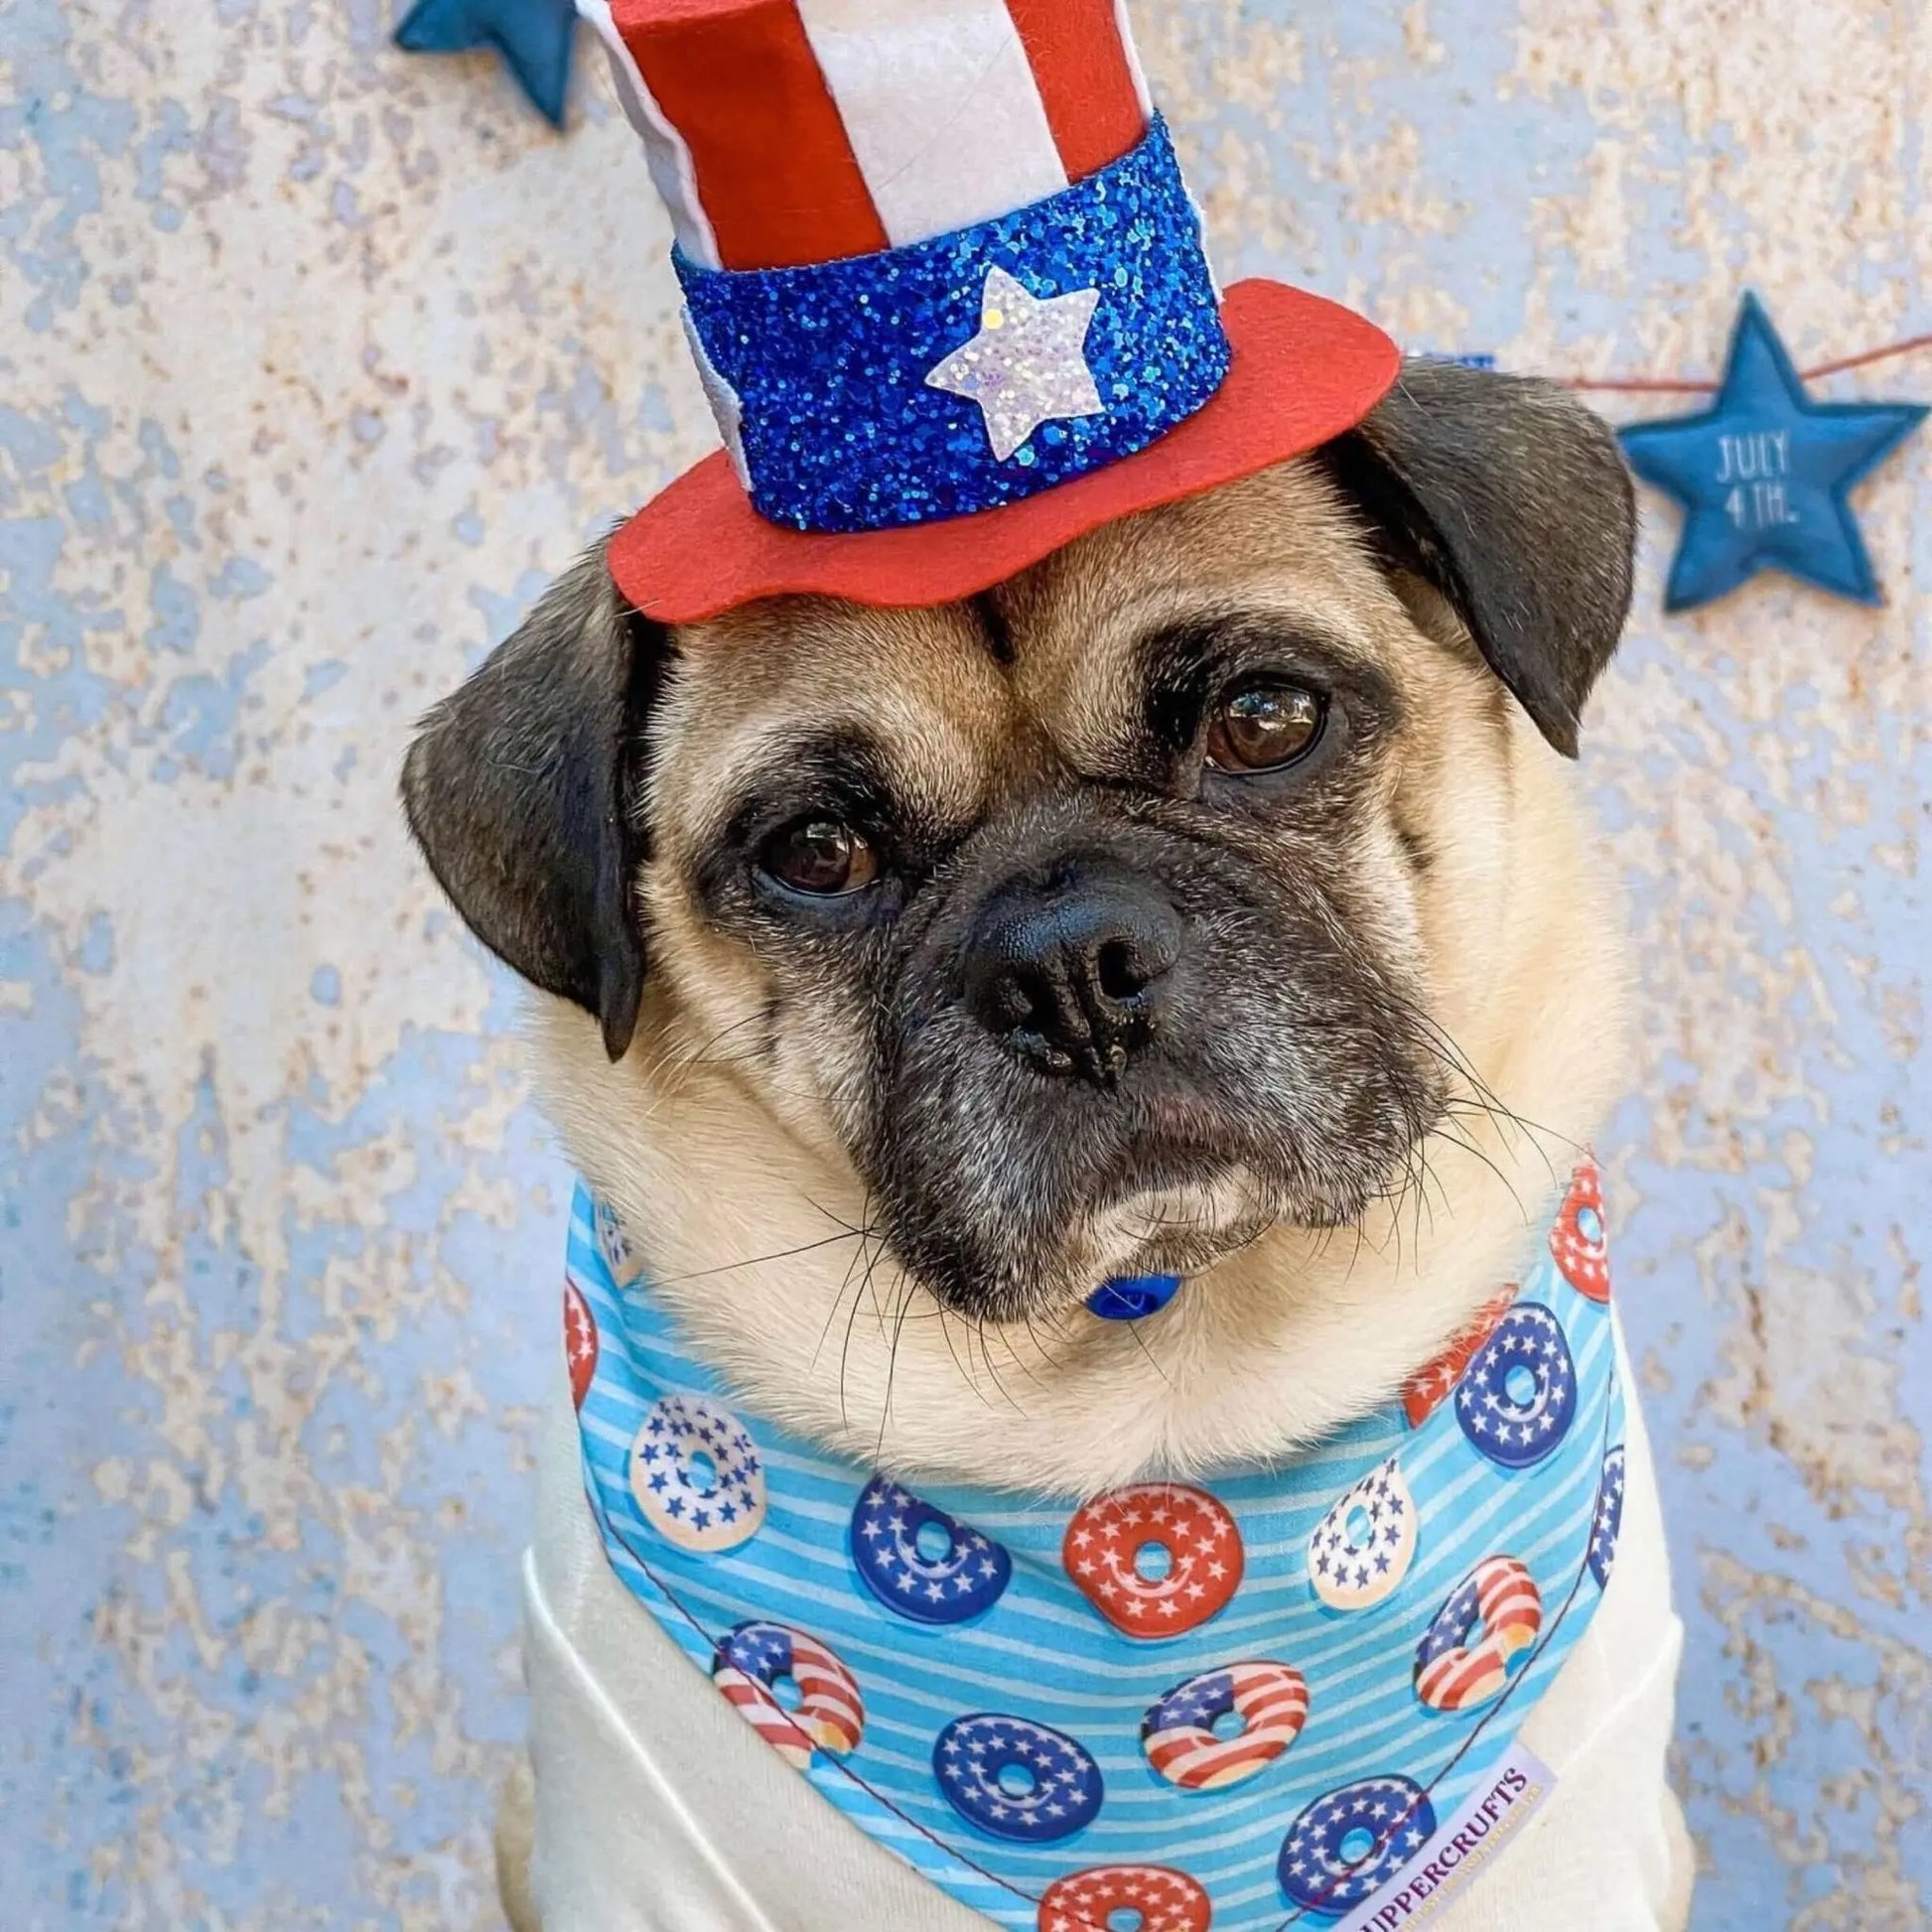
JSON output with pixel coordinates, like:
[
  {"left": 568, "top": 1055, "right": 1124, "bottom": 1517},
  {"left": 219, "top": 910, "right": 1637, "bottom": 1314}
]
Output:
[
  {"left": 757, "top": 817, "right": 880, "bottom": 896},
  {"left": 1204, "top": 680, "right": 1324, "bottom": 772}
]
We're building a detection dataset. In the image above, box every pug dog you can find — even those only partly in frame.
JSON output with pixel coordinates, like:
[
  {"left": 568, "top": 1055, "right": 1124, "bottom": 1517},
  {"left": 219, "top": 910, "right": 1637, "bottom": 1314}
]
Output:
[{"left": 404, "top": 360, "right": 1693, "bottom": 1932}]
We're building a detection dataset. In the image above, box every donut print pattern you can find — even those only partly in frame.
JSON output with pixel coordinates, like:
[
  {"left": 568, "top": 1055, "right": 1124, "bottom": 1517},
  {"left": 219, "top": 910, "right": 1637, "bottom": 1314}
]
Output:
[
  {"left": 1141, "top": 1662, "right": 1309, "bottom": 1790},
  {"left": 563, "top": 1278, "right": 599, "bottom": 1411},
  {"left": 629, "top": 1393, "right": 766, "bottom": 1553},
  {"left": 565, "top": 1173, "right": 1625, "bottom": 1932},
  {"left": 1402, "top": 1287, "right": 1517, "bottom": 1429},
  {"left": 1549, "top": 1160, "right": 1612, "bottom": 1303},
  {"left": 595, "top": 1195, "right": 644, "bottom": 1288},
  {"left": 1589, "top": 1445, "right": 1626, "bottom": 1587},
  {"left": 711, "top": 1619, "right": 863, "bottom": 1768},
  {"left": 1037, "top": 1864, "right": 1213, "bottom": 1932},
  {"left": 1309, "top": 1456, "right": 1417, "bottom": 1610},
  {"left": 1454, "top": 1303, "right": 1579, "bottom": 1470},
  {"left": 850, "top": 1477, "right": 1012, "bottom": 1625},
  {"left": 933, "top": 1714, "right": 1104, "bottom": 1844},
  {"left": 1278, "top": 1775, "right": 1438, "bottom": 1918},
  {"left": 1413, "top": 1557, "right": 1542, "bottom": 1713},
  {"left": 1063, "top": 1482, "right": 1244, "bottom": 1639}
]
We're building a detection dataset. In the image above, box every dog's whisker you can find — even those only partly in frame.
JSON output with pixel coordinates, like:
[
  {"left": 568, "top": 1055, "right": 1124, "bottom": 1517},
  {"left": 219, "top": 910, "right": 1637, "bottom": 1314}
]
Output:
[
  {"left": 1117, "top": 1311, "right": 1173, "bottom": 1389},
  {"left": 649, "top": 1226, "right": 869, "bottom": 1290},
  {"left": 972, "top": 1313, "right": 1028, "bottom": 1419},
  {"left": 875, "top": 1273, "right": 922, "bottom": 1457},
  {"left": 1430, "top": 1115, "right": 1532, "bottom": 1222},
  {"left": 824, "top": 1202, "right": 882, "bottom": 1410},
  {"left": 937, "top": 1303, "right": 999, "bottom": 1411}
]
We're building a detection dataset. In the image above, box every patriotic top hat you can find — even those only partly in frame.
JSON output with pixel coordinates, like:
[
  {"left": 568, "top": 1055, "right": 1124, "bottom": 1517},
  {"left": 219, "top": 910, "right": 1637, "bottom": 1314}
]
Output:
[{"left": 581, "top": 0, "right": 1400, "bottom": 622}]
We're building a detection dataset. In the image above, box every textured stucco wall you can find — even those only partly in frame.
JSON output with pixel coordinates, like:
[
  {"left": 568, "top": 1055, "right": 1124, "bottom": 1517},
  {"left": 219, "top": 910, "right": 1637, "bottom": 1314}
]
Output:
[{"left": 2, "top": 2, "right": 1926, "bottom": 1927}]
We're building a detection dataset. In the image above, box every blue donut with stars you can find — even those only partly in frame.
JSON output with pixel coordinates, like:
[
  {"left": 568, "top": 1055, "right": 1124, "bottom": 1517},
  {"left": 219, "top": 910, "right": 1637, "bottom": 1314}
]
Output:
[
  {"left": 932, "top": 1714, "right": 1104, "bottom": 1843},
  {"left": 849, "top": 1477, "right": 1013, "bottom": 1625},
  {"left": 1278, "top": 1774, "right": 1437, "bottom": 1917},
  {"left": 1453, "top": 1303, "right": 1578, "bottom": 1471},
  {"left": 1589, "top": 1445, "right": 1626, "bottom": 1588}
]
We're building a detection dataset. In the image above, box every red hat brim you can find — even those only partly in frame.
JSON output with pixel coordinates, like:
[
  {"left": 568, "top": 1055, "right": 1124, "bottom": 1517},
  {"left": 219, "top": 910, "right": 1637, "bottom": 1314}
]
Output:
[{"left": 610, "top": 279, "right": 1400, "bottom": 624}]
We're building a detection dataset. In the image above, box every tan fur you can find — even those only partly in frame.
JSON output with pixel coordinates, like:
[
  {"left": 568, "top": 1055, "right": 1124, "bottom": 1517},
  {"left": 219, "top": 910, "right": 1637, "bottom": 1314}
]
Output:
[{"left": 525, "top": 461, "right": 1628, "bottom": 1497}]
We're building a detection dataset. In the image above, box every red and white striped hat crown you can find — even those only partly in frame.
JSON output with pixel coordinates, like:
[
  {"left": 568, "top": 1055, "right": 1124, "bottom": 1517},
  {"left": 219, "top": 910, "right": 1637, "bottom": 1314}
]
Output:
[
  {"left": 581, "top": 0, "right": 1155, "bottom": 272},
  {"left": 583, "top": 0, "right": 1399, "bottom": 622}
]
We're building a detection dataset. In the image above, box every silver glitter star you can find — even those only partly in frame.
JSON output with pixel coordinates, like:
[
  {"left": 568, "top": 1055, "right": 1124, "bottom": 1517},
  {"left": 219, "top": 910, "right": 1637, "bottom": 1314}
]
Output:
[{"left": 925, "top": 266, "right": 1104, "bottom": 463}]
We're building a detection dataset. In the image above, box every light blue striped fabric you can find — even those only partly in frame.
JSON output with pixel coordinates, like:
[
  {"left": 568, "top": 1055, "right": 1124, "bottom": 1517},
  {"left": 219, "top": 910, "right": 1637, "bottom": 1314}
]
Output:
[{"left": 566, "top": 1179, "right": 1626, "bottom": 1931}]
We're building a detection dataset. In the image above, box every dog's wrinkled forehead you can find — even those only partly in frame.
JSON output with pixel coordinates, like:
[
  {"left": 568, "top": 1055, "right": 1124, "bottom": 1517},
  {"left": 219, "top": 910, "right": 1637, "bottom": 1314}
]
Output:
[
  {"left": 654, "top": 464, "right": 1400, "bottom": 843},
  {"left": 652, "top": 600, "right": 1011, "bottom": 862}
]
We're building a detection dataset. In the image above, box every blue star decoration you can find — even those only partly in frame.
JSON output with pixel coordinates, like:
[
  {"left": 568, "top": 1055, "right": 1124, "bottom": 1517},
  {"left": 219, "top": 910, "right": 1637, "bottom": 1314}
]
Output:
[
  {"left": 1619, "top": 293, "right": 1926, "bottom": 611},
  {"left": 395, "top": 0, "right": 578, "bottom": 130}
]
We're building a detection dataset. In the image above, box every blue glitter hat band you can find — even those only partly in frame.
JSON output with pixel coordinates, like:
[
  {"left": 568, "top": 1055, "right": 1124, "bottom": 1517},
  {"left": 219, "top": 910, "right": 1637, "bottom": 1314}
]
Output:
[{"left": 674, "top": 118, "right": 1231, "bottom": 537}]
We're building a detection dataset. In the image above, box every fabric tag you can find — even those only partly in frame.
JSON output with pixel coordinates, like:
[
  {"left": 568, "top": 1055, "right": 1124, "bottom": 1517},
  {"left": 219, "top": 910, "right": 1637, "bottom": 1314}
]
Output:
[{"left": 1330, "top": 1740, "right": 1557, "bottom": 1932}]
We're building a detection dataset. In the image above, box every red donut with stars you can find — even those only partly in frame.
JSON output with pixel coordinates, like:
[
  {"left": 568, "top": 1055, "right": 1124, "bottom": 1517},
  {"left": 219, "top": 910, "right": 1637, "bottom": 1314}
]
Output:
[
  {"left": 1549, "top": 1160, "right": 1611, "bottom": 1303},
  {"left": 1062, "top": 1482, "right": 1244, "bottom": 1639},
  {"left": 1402, "top": 1287, "right": 1516, "bottom": 1428},
  {"left": 563, "top": 1279, "right": 599, "bottom": 1411},
  {"left": 1038, "top": 1863, "right": 1213, "bottom": 1931}
]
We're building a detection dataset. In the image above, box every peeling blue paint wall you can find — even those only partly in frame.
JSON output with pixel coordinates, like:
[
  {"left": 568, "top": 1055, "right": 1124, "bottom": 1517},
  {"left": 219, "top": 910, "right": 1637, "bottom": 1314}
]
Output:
[{"left": 2, "top": 3, "right": 1925, "bottom": 1926}]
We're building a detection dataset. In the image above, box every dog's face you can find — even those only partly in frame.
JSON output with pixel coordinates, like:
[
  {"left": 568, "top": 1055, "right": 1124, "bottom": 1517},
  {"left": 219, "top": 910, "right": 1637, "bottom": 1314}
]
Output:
[
  {"left": 405, "top": 361, "right": 1634, "bottom": 1331},
  {"left": 636, "top": 474, "right": 1456, "bottom": 1319}
]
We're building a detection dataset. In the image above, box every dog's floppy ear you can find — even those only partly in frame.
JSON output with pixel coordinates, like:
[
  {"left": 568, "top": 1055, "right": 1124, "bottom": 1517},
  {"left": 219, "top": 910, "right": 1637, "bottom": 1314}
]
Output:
[
  {"left": 1321, "top": 358, "right": 1636, "bottom": 758},
  {"left": 401, "top": 539, "right": 671, "bottom": 1060}
]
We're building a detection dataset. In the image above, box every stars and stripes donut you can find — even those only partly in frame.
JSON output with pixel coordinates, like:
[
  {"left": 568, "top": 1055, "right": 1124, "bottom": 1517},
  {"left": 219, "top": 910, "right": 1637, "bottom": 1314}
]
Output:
[
  {"left": 629, "top": 1392, "right": 766, "bottom": 1553},
  {"left": 711, "top": 1619, "right": 863, "bottom": 1768},
  {"left": 1402, "top": 1287, "right": 1517, "bottom": 1428},
  {"left": 849, "top": 1476, "right": 1012, "bottom": 1625},
  {"left": 1278, "top": 1775, "right": 1437, "bottom": 1918},
  {"left": 1309, "top": 1456, "right": 1417, "bottom": 1611},
  {"left": 1549, "top": 1161, "right": 1611, "bottom": 1303},
  {"left": 1037, "top": 1864, "right": 1213, "bottom": 1932},
  {"left": 1413, "top": 1557, "right": 1543, "bottom": 1713},
  {"left": 1454, "top": 1303, "right": 1579, "bottom": 1470},
  {"left": 563, "top": 1278, "right": 599, "bottom": 1411},
  {"left": 933, "top": 1714, "right": 1104, "bottom": 1843},
  {"left": 1062, "top": 1482, "right": 1244, "bottom": 1639},
  {"left": 1589, "top": 1445, "right": 1626, "bottom": 1587},
  {"left": 1140, "top": 1661, "right": 1309, "bottom": 1790}
]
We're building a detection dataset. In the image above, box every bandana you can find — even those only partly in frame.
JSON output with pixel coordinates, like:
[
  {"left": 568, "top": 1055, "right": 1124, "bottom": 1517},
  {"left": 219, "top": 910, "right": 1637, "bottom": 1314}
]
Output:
[{"left": 565, "top": 1164, "right": 1627, "bottom": 1932}]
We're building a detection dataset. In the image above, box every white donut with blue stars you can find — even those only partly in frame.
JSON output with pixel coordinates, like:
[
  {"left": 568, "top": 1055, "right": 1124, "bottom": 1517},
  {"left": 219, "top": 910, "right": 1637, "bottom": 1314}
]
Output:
[
  {"left": 1309, "top": 1455, "right": 1418, "bottom": 1610},
  {"left": 629, "top": 1393, "right": 766, "bottom": 1554}
]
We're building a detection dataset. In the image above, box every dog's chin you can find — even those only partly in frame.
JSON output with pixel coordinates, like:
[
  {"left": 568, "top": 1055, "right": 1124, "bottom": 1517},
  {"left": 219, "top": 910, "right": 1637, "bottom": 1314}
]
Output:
[
  {"left": 1080, "top": 1168, "right": 1278, "bottom": 1287},
  {"left": 896, "top": 1152, "right": 1409, "bottom": 1323}
]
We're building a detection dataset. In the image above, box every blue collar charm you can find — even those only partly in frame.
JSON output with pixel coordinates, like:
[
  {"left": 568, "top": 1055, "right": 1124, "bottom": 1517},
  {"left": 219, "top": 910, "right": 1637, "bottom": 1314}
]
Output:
[
  {"left": 1086, "top": 1273, "right": 1184, "bottom": 1321},
  {"left": 564, "top": 1160, "right": 1628, "bottom": 1931},
  {"left": 1619, "top": 292, "right": 1927, "bottom": 611}
]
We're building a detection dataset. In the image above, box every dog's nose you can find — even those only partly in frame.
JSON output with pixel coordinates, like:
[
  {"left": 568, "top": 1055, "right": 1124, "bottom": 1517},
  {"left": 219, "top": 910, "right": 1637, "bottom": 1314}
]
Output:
[{"left": 962, "top": 864, "right": 1183, "bottom": 1085}]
